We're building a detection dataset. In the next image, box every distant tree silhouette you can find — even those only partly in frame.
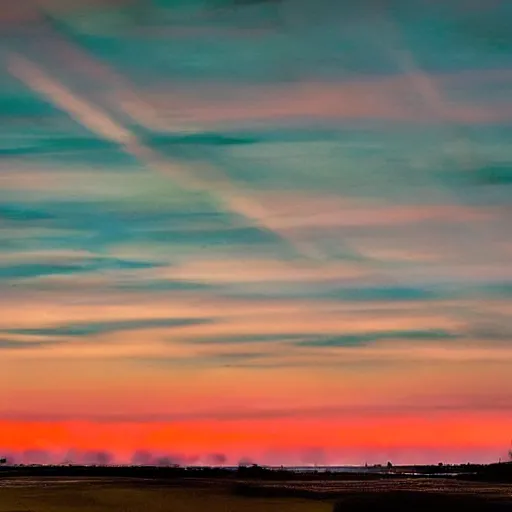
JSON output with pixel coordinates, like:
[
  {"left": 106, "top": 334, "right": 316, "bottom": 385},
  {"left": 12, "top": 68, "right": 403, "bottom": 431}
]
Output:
[
  {"left": 0, "top": 457, "right": 6, "bottom": 465},
  {"left": 238, "top": 457, "right": 254, "bottom": 467}
]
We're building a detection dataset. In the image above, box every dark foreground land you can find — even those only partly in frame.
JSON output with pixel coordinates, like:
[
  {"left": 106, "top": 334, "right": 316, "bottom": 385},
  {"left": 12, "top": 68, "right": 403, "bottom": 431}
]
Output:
[
  {"left": 1, "top": 476, "right": 330, "bottom": 512},
  {"left": 0, "top": 471, "right": 511, "bottom": 512}
]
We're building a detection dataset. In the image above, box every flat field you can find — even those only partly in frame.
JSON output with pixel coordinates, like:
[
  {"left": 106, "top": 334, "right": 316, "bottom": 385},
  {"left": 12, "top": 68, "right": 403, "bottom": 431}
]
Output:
[
  {"left": 0, "top": 477, "right": 330, "bottom": 512},
  {"left": 0, "top": 477, "right": 510, "bottom": 512}
]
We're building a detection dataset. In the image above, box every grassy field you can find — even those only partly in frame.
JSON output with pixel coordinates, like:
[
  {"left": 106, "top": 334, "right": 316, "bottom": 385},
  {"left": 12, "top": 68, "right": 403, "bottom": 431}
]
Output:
[
  {"left": 0, "top": 478, "right": 332, "bottom": 512},
  {"left": 0, "top": 477, "right": 511, "bottom": 512}
]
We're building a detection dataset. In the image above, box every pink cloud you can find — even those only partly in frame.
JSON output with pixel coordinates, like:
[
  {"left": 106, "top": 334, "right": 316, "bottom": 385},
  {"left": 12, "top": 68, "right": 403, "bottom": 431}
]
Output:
[{"left": 129, "top": 70, "right": 512, "bottom": 129}]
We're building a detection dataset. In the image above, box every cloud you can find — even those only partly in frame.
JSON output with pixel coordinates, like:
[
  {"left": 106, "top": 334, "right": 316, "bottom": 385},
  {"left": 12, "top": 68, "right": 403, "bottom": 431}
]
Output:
[
  {"left": 156, "top": 258, "right": 369, "bottom": 284},
  {"left": 4, "top": 318, "right": 213, "bottom": 338},
  {"left": 151, "top": 455, "right": 189, "bottom": 467},
  {"left": 221, "top": 284, "right": 442, "bottom": 301},
  {"left": 0, "top": 258, "right": 156, "bottom": 281},
  {"left": 294, "top": 329, "right": 459, "bottom": 348},
  {"left": 187, "top": 334, "right": 307, "bottom": 345},
  {"left": 0, "top": 196, "right": 289, "bottom": 259},
  {"left": 320, "top": 286, "right": 440, "bottom": 302},
  {"left": 249, "top": 191, "right": 497, "bottom": 229},
  {"left": 0, "top": 288, "right": 471, "bottom": 361},
  {"left": 0, "top": 444, "right": 507, "bottom": 467},
  {"left": 0, "top": 448, "right": 191, "bottom": 466},
  {"left": 131, "top": 450, "right": 153, "bottom": 465},
  {"left": 133, "top": 71, "right": 512, "bottom": 128},
  {"left": 0, "top": 339, "right": 57, "bottom": 350},
  {"left": 300, "top": 447, "right": 327, "bottom": 465},
  {"left": 130, "top": 450, "right": 200, "bottom": 466},
  {"left": 62, "top": 449, "right": 114, "bottom": 465},
  {"left": 205, "top": 453, "right": 228, "bottom": 465},
  {"left": 7, "top": 53, "right": 325, "bottom": 261},
  {"left": 20, "top": 449, "right": 50, "bottom": 465}
]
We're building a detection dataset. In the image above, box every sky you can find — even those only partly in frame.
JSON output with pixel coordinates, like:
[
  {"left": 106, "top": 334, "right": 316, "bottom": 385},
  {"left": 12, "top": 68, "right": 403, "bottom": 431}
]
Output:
[{"left": 0, "top": 0, "right": 511, "bottom": 466}]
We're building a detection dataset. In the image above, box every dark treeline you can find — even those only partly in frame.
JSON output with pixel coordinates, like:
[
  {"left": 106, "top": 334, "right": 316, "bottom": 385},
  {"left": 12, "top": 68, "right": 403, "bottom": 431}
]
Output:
[
  {"left": 0, "top": 461, "right": 511, "bottom": 483},
  {"left": 0, "top": 465, "right": 396, "bottom": 481}
]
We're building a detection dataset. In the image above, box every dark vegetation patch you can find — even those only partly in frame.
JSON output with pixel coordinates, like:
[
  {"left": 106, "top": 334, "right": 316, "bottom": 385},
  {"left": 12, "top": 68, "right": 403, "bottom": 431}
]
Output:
[{"left": 332, "top": 491, "right": 511, "bottom": 512}]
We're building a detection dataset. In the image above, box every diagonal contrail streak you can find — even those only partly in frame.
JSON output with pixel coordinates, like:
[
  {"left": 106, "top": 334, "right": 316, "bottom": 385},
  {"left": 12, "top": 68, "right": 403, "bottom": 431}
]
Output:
[
  {"left": 7, "top": 52, "right": 326, "bottom": 260},
  {"left": 21, "top": 6, "right": 392, "bottom": 267}
]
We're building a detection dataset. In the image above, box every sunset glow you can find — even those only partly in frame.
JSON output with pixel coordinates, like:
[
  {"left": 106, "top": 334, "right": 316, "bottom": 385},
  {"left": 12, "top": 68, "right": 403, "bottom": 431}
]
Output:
[{"left": 0, "top": 0, "right": 511, "bottom": 466}]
